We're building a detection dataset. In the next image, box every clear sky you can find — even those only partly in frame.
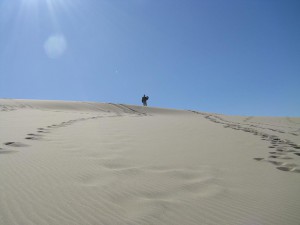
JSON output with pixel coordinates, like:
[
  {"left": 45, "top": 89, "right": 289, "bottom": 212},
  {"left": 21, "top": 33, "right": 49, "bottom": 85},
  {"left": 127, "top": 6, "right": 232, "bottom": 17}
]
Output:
[{"left": 0, "top": 0, "right": 299, "bottom": 116}]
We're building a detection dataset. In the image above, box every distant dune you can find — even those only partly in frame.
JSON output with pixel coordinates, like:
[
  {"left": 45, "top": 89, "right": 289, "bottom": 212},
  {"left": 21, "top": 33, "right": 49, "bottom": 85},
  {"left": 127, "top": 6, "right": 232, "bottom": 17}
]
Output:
[{"left": 0, "top": 99, "right": 300, "bottom": 225}]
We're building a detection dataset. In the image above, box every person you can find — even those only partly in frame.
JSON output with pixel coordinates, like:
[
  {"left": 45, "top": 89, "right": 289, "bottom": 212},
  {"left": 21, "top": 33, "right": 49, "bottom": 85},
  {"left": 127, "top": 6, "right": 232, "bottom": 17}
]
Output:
[{"left": 141, "top": 94, "right": 149, "bottom": 106}]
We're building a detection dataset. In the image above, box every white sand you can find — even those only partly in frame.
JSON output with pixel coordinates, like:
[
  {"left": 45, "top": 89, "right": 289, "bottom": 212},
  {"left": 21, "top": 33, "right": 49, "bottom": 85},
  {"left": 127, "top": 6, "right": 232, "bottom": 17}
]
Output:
[{"left": 0, "top": 99, "right": 300, "bottom": 225}]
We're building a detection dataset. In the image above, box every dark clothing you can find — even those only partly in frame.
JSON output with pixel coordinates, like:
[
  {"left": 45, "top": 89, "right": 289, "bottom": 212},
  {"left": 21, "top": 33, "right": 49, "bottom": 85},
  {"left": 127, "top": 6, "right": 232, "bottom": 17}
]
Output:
[{"left": 142, "top": 95, "right": 149, "bottom": 106}]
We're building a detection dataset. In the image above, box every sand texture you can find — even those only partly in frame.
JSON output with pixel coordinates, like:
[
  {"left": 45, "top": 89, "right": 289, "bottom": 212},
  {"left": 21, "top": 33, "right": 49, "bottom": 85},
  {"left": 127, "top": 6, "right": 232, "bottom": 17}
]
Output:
[{"left": 1, "top": 99, "right": 300, "bottom": 225}]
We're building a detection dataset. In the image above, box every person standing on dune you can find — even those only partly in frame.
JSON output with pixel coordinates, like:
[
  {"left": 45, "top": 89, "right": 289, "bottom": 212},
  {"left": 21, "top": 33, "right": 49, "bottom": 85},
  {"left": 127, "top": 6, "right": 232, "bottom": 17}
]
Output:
[{"left": 142, "top": 94, "right": 149, "bottom": 106}]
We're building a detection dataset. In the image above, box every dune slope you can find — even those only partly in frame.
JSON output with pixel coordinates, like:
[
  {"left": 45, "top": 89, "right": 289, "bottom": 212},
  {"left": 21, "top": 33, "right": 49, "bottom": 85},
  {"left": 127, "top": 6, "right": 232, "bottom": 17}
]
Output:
[{"left": 1, "top": 99, "right": 300, "bottom": 225}]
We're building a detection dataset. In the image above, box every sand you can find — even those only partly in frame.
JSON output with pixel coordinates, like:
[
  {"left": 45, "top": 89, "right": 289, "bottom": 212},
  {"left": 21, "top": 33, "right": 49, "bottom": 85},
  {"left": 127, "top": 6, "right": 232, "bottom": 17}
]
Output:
[{"left": 0, "top": 99, "right": 300, "bottom": 225}]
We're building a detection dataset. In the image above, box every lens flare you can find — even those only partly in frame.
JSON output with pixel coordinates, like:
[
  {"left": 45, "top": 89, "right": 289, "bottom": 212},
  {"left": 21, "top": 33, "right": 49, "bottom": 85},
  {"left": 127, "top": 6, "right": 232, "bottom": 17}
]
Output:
[
  {"left": 15, "top": 0, "right": 81, "bottom": 58},
  {"left": 44, "top": 34, "right": 67, "bottom": 58}
]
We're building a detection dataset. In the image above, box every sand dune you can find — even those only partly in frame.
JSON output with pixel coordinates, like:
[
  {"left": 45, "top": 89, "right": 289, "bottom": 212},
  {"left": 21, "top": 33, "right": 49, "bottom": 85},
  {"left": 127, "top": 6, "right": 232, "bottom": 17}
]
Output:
[{"left": 0, "top": 99, "right": 300, "bottom": 225}]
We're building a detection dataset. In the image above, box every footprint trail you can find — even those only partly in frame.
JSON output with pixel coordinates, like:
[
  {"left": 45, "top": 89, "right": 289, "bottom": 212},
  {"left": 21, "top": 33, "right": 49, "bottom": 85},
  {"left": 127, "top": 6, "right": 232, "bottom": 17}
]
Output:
[{"left": 190, "top": 111, "right": 300, "bottom": 173}]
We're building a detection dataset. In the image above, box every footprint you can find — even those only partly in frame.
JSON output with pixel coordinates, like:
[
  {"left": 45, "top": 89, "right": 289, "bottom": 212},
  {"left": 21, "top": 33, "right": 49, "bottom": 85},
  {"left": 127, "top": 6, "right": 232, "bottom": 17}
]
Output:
[
  {"left": 25, "top": 133, "right": 43, "bottom": 140},
  {"left": 277, "top": 167, "right": 292, "bottom": 172},
  {"left": 25, "top": 136, "right": 40, "bottom": 140},
  {"left": 276, "top": 166, "right": 300, "bottom": 173},
  {"left": 5, "top": 142, "right": 15, "bottom": 145},
  {"left": 37, "top": 130, "right": 50, "bottom": 133},
  {"left": 268, "top": 160, "right": 284, "bottom": 166},
  {"left": 253, "top": 158, "right": 264, "bottom": 161},
  {"left": 25, "top": 137, "right": 35, "bottom": 140},
  {"left": 276, "top": 163, "right": 299, "bottom": 172},
  {"left": 4, "top": 142, "right": 28, "bottom": 147}
]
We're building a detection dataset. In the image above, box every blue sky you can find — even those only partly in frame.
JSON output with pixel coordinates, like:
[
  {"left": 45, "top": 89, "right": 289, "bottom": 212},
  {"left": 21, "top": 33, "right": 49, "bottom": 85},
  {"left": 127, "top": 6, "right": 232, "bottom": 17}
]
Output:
[{"left": 0, "top": 0, "right": 299, "bottom": 116}]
